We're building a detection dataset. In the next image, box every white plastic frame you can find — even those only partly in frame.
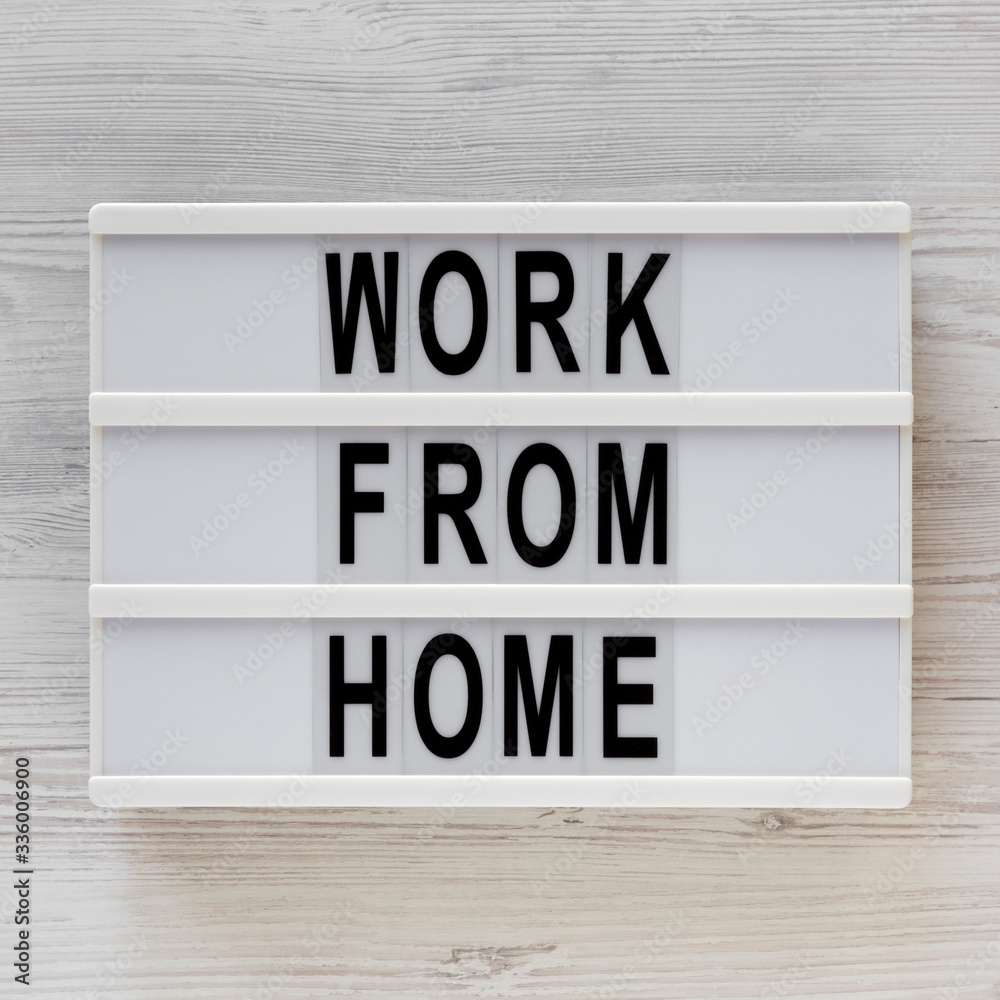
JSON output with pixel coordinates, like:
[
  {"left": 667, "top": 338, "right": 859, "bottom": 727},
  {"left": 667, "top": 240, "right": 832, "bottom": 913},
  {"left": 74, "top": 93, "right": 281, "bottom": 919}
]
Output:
[{"left": 89, "top": 202, "right": 913, "bottom": 809}]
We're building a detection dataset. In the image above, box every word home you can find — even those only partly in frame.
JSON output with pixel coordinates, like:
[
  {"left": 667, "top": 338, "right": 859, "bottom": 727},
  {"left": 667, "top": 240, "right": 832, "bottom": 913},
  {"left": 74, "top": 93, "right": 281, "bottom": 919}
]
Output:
[{"left": 315, "top": 618, "right": 673, "bottom": 776}]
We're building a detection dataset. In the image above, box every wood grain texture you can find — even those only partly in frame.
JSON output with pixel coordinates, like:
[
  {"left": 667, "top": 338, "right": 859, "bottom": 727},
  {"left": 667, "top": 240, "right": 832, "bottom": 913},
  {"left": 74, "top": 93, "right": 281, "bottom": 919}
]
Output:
[{"left": 1, "top": 1, "right": 999, "bottom": 996}]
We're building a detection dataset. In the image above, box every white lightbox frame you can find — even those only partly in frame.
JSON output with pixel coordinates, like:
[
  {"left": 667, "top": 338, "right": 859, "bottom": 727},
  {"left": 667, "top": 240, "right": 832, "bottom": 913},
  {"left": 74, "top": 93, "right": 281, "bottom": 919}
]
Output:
[{"left": 89, "top": 201, "right": 913, "bottom": 809}]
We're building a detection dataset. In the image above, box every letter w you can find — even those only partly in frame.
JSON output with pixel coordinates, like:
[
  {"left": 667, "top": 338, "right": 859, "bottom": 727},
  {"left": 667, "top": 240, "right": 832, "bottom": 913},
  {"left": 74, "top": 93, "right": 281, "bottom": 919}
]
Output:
[{"left": 326, "top": 252, "right": 399, "bottom": 374}]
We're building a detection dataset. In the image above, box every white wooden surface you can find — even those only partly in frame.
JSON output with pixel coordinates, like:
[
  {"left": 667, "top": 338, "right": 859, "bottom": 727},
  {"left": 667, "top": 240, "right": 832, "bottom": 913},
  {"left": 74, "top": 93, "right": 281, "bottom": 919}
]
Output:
[{"left": 1, "top": 2, "right": 998, "bottom": 996}]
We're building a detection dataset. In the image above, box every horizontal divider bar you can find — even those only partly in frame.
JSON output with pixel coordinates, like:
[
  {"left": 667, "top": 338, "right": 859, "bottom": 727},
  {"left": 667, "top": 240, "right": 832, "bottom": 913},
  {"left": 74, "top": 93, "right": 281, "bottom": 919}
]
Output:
[
  {"left": 90, "top": 583, "right": 913, "bottom": 620},
  {"left": 89, "top": 201, "right": 912, "bottom": 235},
  {"left": 88, "top": 775, "right": 913, "bottom": 809},
  {"left": 90, "top": 391, "right": 913, "bottom": 428}
]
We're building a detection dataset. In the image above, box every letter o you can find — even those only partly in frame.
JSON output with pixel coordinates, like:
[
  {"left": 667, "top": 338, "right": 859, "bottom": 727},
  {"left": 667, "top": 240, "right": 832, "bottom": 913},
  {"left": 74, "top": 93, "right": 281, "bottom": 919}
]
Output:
[
  {"left": 506, "top": 443, "right": 576, "bottom": 567},
  {"left": 413, "top": 634, "right": 483, "bottom": 758},
  {"left": 418, "top": 250, "right": 489, "bottom": 375}
]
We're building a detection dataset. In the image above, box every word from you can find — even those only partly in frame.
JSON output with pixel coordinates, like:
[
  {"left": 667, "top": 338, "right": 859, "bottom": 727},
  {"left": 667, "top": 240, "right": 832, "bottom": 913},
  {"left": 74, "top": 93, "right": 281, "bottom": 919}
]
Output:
[{"left": 336, "top": 436, "right": 667, "bottom": 570}]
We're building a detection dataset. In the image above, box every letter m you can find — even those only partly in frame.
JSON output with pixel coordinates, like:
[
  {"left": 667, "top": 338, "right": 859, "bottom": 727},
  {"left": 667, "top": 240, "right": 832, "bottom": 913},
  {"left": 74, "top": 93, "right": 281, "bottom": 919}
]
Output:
[
  {"left": 503, "top": 634, "right": 574, "bottom": 757},
  {"left": 597, "top": 442, "right": 668, "bottom": 564}
]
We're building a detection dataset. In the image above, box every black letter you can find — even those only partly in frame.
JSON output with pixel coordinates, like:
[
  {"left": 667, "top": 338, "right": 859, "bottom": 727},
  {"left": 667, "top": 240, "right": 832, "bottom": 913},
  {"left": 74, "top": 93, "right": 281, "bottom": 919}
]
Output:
[
  {"left": 423, "top": 443, "right": 487, "bottom": 564},
  {"left": 418, "top": 250, "right": 488, "bottom": 375},
  {"left": 326, "top": 252, "right": 399, "bottom": 374},
  {"left": 597, "top": 442, "right": 667, "bottom": 564},
  {"left": 606, "top": 252, "right": 670, "bottom": 374},
  {"left": 329, "top": 635, "right": 387, "bottom": 757},
  {"left": 515, "top": 250, "right": 579, "bottom": 372},
  {"left": 506, "top": 443, "right": 576, "bottom": 567},
  {"left": 417, "top": 250, "right": 489, "bottom": 375},
  {"left": 503, "top": 634, "right": 574, "bottom": 756},
  {"left": 413, "top": 634, "right": 483, "bottom": 758},
  {"left": 340, "top": 442, "right": 388, "bottom": 563},
  {"left": 603, "top": 635, "right": 657, "bottom": 758}
]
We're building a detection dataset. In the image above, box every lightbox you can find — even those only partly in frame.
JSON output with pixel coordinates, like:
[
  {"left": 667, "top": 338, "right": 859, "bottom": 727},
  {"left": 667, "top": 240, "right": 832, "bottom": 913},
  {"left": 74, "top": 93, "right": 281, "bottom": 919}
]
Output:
[{"left": 88, "top": 202, "right": 913, "bottom": 808}]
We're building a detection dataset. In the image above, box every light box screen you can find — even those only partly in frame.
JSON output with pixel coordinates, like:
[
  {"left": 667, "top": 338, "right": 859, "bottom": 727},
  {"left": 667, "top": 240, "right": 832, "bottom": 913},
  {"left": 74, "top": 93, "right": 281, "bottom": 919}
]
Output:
[{"left": 89, "top": 202, "right": 912, "bottom": 808}]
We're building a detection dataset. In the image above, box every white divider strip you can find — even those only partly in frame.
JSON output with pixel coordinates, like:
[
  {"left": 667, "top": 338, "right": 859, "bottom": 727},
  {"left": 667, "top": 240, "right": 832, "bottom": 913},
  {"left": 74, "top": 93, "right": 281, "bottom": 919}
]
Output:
[
  {"left": 89, "top": 583, "right": 913, "bottom": 619},
  {"left": 89, "top": 775, "right": 913, "bottom": 809},
  {"left": 90, "top": 391, "right": 914, "bottom": 428},
  {"left": 89, "top": 201, "right": 912, "bottom": 235}
]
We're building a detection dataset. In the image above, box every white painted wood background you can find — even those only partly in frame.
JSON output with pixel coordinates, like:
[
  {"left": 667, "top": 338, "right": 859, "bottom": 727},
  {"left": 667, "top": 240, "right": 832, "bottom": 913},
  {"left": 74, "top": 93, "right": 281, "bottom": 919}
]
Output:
[{"left": 2, "top": 1, "right": 999, "bottom": 996}]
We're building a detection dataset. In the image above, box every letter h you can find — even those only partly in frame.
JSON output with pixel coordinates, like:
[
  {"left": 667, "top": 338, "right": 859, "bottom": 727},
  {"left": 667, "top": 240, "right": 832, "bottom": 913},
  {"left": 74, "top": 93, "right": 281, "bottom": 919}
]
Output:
[{"left": 329, "top": 635, "right": 387, "bottom": 757}]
